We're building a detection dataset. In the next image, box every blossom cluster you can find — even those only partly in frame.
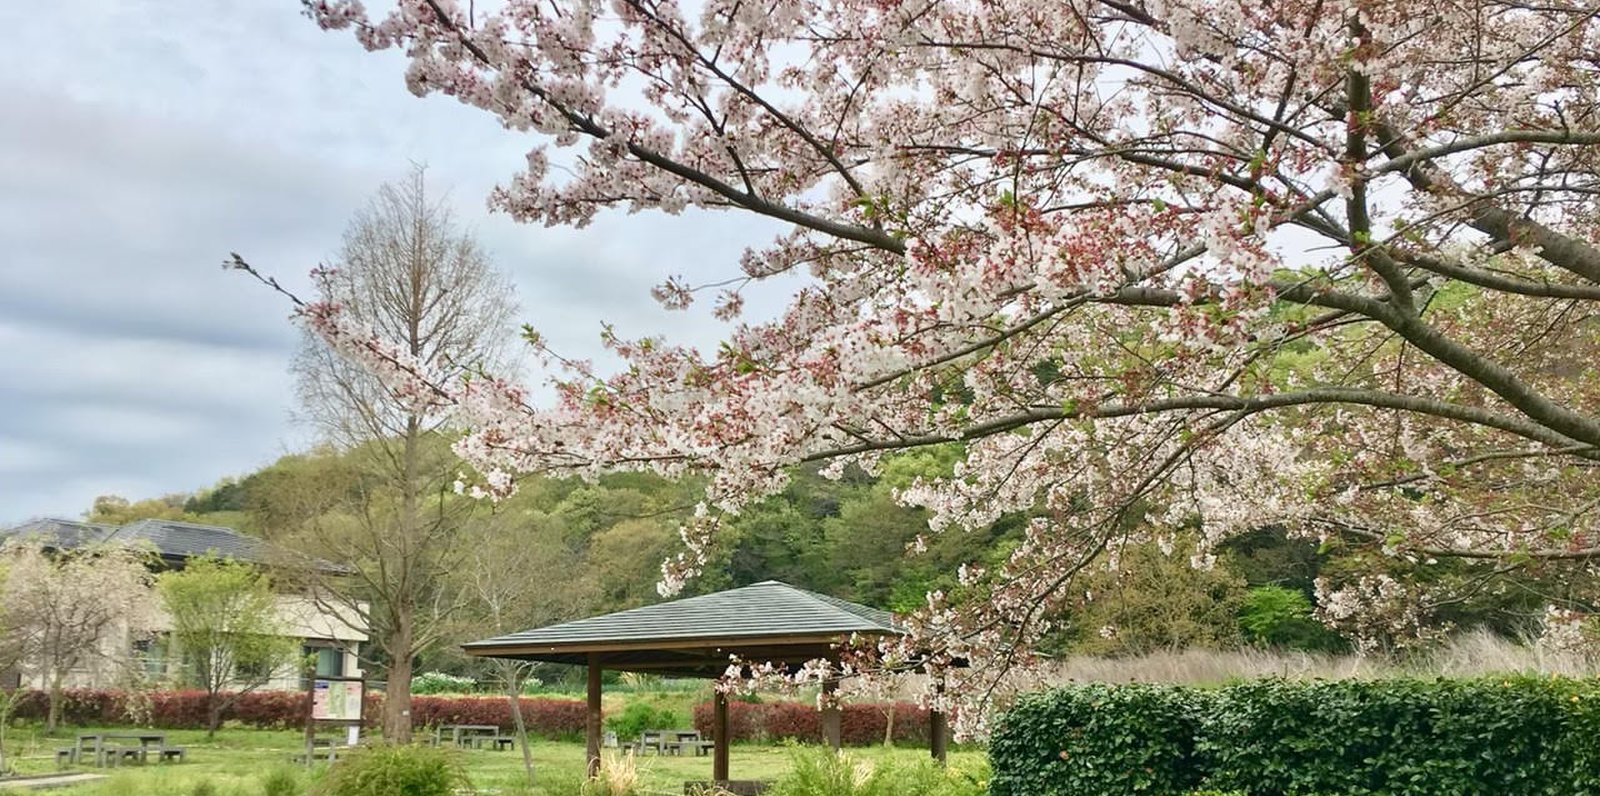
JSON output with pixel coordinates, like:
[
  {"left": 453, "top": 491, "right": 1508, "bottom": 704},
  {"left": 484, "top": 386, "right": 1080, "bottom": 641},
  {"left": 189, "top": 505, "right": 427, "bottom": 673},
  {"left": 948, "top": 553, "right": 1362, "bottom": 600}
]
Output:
[{"left": 301, "top": 0, "right": 1600, "bottom": 733}]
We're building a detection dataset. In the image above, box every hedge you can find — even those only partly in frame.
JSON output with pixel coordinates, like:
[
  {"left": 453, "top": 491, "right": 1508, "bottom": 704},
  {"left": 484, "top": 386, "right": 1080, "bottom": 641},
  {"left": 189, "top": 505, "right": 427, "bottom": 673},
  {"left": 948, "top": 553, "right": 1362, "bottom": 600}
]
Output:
[
  {"left": 691, "top": 699, "right": 934, "bottom": 746},
  {"left": 6, "top": 688, "right": 586, "bottom": 738},
  {"left": 989, "top": 676, "right": 1600, "bottom": 796}
]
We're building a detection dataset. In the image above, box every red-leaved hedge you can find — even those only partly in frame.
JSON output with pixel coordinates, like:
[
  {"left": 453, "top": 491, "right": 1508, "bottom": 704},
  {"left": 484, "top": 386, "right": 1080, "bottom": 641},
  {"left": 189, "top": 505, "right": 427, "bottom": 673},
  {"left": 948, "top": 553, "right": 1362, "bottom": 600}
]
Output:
[
  {"left": 691, "top": 700, "right": 933, "bottom": 746},
  {"left": 7, "top": 688, "right": 586, "bottom": 738}
]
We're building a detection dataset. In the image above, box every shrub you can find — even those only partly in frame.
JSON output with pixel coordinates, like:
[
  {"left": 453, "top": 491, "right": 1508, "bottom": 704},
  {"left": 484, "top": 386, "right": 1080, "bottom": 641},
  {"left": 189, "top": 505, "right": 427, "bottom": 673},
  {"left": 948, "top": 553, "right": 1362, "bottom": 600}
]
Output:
[
  {"left": 4, "top": 688, "right": 584, "bottom": 738},
  {"left": 1199, "top": 677, "right": 1597, "bottom": 796},
  {"left": 989, "top": 676, "right": 1600, "bottom": 796},
  {"left": 988, "top": 683, "right": 1206, "bottom": 796},
  {"left": 690, "top": 700, "right": 933, "bottom": 746},
  {"left": 1237, "top": 586, "right": 1344, "bottom": 651},
  {"left": 261, "top": 767, "right": 304, "bottom": 796},
  {"left": 312, "top": 744, "right": 468, "bottom": 796},
  {"left": 410, "top": 672, "right": 478, "bottom": 695},
  {"left": 605, "top": 701, "right": 682, "bottom": 741}
]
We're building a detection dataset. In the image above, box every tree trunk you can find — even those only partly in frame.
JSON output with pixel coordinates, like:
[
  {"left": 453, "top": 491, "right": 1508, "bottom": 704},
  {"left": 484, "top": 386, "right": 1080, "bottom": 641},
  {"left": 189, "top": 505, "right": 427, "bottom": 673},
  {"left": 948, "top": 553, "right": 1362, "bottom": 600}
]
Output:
[
  {"left": 383, "top": 612, "right": 415, "bottom": 743},
  {"left": 0, "top": 690, "right": 16, "bottom": 775},
  {"left": 883, "top": 703, "right": 895, "bottom": 748},
  {"left": 206, "top": 696, "right": 223, "bottom": 740},
  {"left": 504, "top": 666, "right": 535, "bottom": 786},
  {"left": 46, "top": 671, "right": 65, "bottom": 735}
]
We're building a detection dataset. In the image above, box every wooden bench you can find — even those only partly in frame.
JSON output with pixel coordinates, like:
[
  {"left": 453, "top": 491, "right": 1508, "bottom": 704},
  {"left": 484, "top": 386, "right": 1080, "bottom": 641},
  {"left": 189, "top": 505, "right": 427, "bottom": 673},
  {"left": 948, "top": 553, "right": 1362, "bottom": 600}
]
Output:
[
  {"left": 290, "top": 740, "right": 342, "bottom": 764},
  {"left": 55, "top": 747, "right": 76, "bottom": 767},
  {"left": 158, "top": 746, "right": 186, "bottom": 764}
]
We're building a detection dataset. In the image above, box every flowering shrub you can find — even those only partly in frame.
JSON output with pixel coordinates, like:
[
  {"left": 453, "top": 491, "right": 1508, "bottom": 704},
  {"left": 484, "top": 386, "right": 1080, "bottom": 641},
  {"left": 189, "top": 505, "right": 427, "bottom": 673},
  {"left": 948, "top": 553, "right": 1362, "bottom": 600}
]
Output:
[
  {"left": 410, "top": 672, "right": 478, "bottom": 695},
  {"left": 691, "top": 700, "right": 932, "bottom": 746},
  {"left": 990, "top": 677, "right": 1600, "bottom": 796}
]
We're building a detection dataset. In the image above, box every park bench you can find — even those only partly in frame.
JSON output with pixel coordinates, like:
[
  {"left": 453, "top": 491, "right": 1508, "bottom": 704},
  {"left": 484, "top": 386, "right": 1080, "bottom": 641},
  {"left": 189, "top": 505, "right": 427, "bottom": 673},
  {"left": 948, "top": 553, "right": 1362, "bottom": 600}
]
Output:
[
  {"left": 290, "top": 738, "right": 342, "bottom": 764},
  {"left": 157, "top": 745, "right": 186, "bottom": 763}
]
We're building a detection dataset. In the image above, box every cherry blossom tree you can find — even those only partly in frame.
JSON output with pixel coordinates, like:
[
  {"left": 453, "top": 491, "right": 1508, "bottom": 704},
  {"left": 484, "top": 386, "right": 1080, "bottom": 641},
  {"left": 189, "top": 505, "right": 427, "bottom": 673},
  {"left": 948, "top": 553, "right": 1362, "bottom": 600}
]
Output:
[
  {"left": 273, "top": 0, "right": 1600, "bottom": 728},
  {"left": 1, "top": 541, "right": 158, "bottom": 733}
]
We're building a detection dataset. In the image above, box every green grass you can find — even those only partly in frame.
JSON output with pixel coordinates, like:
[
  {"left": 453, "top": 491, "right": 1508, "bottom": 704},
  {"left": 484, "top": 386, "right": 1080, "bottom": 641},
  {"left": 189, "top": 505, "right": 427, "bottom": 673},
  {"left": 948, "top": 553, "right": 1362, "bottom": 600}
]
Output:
[{"left": 1, "top": 725, "right": 983, "bottom": 796}]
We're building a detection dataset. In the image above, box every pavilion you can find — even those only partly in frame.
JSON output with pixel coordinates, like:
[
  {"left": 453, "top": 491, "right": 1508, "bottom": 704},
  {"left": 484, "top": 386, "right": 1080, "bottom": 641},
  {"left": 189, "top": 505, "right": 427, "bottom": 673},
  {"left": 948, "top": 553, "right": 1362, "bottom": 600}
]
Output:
[{"left": 462, "top": 580, "right": 950, "bottom": 782}]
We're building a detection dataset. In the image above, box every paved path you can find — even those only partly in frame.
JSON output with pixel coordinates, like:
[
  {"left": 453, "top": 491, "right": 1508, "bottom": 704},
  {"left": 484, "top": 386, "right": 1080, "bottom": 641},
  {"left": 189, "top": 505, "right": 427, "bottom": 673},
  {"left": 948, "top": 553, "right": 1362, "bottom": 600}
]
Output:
[{"left": 0, "top": 773, "right": 107, "bottom": 790}]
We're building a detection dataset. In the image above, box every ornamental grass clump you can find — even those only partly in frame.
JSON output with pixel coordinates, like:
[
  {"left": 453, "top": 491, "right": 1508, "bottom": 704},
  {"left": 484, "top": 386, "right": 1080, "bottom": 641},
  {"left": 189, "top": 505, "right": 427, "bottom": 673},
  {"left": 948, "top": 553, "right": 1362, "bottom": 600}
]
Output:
[{"left": 767, "top": 748, "right": 986, "bottom": 796}]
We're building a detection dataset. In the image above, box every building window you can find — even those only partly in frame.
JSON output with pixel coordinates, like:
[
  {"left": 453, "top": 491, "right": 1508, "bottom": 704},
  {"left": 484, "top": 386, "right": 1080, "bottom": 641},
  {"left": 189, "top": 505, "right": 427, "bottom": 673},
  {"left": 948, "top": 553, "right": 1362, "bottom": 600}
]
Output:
[
  {"left": 303, "top": 644, "right": 345, "bottom": 677},
  {"left": 132, "top": 635, "right": 172, "bottom": 679}
]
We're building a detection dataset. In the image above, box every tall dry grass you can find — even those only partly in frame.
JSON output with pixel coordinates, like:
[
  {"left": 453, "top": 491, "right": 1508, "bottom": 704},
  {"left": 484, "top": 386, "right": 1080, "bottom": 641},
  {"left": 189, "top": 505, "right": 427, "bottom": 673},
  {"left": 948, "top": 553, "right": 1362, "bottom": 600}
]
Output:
[{"left": 1042, "top": 630, "right": 1599, "bottom": 686}]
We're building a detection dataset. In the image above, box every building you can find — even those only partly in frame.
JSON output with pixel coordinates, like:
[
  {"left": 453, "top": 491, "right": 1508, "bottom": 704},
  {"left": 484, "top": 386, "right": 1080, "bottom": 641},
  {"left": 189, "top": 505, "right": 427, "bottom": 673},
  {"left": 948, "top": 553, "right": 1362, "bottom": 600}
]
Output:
[{"left": 0, "top": 517, "right": 367, "bottom": 691}]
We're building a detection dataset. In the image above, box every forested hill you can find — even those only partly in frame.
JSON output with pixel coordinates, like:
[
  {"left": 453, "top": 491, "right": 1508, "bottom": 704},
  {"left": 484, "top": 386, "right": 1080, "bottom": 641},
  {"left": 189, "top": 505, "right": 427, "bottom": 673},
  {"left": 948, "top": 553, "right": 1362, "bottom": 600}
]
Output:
[
  {"left": 78, "top": 438, "right": 1569, "bottom": 663},
  {"left": 81, "top": 441, "right": 999, "bottom": 617}
]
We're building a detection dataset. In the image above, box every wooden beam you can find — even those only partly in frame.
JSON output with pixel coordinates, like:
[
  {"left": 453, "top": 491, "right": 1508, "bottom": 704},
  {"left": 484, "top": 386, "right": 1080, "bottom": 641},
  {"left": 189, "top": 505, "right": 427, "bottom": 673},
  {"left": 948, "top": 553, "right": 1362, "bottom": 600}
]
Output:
[
  {"left": 713, "top": 690, "right": 730, "bottom": 781},
  {"left": 930, "top": 708, "right": 948, "bottom": 764},
  {"left": 821, "top": 678, "right": 841, "bottom": 752},
  {"left": 464, "top": 632, "right": 884, "bottom": 657},
  {"left": 586, "top": 653, "right": 602, "bottom": 778}
]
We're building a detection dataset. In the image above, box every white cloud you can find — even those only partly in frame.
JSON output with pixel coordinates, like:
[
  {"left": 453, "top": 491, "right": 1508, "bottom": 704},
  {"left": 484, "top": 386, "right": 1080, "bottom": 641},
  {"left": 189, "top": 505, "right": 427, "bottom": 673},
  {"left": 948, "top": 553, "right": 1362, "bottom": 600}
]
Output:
[{"left": 0, "top": 0, "right": 785, "bottom": 523}]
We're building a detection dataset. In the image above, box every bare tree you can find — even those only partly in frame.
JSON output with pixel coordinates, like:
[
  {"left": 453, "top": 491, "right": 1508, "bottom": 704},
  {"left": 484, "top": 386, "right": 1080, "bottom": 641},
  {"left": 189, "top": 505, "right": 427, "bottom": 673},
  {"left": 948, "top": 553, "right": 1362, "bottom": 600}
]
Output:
[
  {"left": 460, "top": 503, "right": 598, "bottom": 786},
  {"left": 281, "top": 165, "right": 516, "bottom": 742}
]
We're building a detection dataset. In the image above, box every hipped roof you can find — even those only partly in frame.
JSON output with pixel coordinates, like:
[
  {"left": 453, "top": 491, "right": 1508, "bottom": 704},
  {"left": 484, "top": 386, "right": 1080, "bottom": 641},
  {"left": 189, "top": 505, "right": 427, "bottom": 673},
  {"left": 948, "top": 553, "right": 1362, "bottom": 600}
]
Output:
[
  {"left": 463, "top": 580, "right": 903, "bottom": 677},
  {"left": 0, "top": 517, "right": 344, "bottom": 573}
]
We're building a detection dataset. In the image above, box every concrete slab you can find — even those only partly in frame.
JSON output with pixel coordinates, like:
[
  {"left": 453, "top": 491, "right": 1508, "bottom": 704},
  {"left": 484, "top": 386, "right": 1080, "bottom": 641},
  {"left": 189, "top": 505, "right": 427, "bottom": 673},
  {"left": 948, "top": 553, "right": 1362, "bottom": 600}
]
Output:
[{"left": 0, "top": 773, "right": 108, "bottom": 790}]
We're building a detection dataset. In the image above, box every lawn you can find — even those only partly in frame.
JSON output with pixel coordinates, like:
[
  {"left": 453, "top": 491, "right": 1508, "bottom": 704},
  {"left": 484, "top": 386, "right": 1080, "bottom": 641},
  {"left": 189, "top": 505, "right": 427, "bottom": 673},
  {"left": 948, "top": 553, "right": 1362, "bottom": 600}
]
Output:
[{"left": 1, "top": 725, "right": 986, "bottom": 795}]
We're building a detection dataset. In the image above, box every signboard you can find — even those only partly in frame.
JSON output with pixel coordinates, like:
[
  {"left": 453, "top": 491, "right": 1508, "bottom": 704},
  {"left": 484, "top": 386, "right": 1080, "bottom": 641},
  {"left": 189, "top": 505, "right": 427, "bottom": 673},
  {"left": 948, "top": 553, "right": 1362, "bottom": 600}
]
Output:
[{"left": 311, "top": 678, "right": 363, "bottom": 722}]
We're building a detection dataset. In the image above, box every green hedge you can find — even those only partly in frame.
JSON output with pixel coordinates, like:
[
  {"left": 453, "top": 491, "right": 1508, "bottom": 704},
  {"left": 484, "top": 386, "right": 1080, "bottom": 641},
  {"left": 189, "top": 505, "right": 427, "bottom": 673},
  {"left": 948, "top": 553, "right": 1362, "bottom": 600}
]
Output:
[{"left": 989, "top": 676, "right": 1600, "bottom": 796}]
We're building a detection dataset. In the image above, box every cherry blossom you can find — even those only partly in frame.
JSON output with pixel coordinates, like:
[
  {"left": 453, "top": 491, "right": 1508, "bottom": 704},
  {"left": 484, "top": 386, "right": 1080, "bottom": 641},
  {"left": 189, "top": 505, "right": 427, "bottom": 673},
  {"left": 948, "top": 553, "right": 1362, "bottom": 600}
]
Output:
[{"left": 290, "top": 0, "right": 1600, "bottom": 733}]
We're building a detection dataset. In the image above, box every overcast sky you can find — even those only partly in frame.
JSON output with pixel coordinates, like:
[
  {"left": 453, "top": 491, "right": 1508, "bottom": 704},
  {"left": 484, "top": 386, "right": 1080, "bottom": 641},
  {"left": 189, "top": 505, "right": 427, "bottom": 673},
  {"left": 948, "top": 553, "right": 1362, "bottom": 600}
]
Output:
[{"left": 0, "top": 1, "right": 784, "bottom": 525}]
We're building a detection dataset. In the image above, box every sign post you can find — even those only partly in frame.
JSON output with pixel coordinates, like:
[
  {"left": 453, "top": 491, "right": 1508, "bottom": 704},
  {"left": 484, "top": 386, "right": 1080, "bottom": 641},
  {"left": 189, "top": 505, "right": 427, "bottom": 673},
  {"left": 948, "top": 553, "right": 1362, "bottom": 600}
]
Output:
[{"left": 304, "top": 673, "right": 365, "bottom": 767}]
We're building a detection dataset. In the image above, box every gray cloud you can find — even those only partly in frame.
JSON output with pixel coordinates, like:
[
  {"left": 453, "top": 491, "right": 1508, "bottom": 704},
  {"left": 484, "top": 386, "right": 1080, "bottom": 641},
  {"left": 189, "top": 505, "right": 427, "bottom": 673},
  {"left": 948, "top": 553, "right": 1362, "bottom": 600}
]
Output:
[{"left": 0, "top": 0, "right": 784, "bottom": 524}]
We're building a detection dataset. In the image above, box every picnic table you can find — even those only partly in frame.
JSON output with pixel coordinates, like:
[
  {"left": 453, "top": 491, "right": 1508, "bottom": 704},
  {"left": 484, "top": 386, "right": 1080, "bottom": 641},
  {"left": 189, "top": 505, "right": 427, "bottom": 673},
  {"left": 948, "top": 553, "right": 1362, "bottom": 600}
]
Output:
[
  {"left": 70, "top": 732, "right": 182, "bottom": 767},
  {"left": 434, "top": 724, "right": 514, "bottom": 750},
  {"left": 639, "top": 729, "right": 715, "bottom": 756}
]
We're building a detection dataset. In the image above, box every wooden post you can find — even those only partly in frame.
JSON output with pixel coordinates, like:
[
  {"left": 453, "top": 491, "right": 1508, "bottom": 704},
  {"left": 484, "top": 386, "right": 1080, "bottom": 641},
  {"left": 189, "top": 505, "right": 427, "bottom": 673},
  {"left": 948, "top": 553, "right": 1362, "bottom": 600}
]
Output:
[
  {"left": 586, "top": 654, "right": 602, "bottom": 778},
  {"left": 713, "top": 690, "right": 730, "bottom": 782},
  {"left": 821, "top": 678, "right": 841, "bottom": 752},
  {"left": 302, "top": 665, "right": 316, "bottom": 769}
]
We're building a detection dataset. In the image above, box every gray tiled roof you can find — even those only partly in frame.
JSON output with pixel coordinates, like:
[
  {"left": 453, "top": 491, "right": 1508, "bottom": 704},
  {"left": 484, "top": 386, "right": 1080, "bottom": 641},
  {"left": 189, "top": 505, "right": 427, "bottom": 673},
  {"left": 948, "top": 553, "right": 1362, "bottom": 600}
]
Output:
[
  {"left": 108, "top": 519, "right": 270, "bottom": 562},
  {"left": 465, "top": 580, "right": 902, "bottom": 651},
  {"left": 0, "top": 517, "right": 310, "bottom": 569},
  {"left": 0, "top": 518, "right": 118, "bottom": 548}
]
